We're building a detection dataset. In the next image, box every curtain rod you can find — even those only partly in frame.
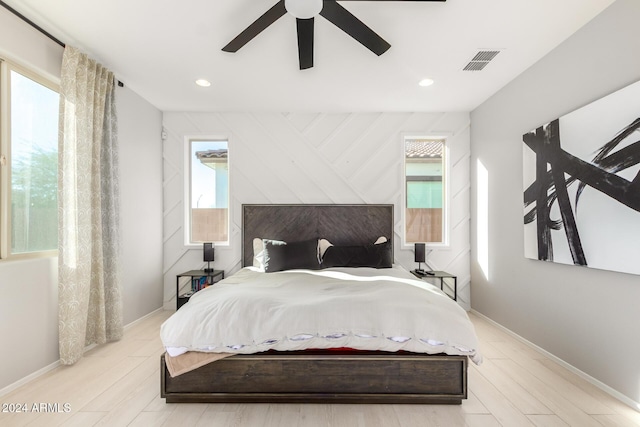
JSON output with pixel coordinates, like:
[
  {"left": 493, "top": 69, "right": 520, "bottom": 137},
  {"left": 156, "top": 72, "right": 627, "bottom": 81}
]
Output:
[{"left": 0, "top": 0, "right": 124, "bottom": 87}]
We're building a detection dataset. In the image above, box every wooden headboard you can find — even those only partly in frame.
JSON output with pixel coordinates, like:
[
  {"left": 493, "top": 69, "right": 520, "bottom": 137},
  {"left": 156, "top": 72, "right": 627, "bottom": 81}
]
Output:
[{"left": 242, "top": 204, "right": 394, "bottom": 267}]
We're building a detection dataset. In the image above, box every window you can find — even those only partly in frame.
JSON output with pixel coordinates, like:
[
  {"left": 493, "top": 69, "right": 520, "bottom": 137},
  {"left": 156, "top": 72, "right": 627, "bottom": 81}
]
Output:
[
  {"left": 0, "top": 60, "right": 59, "bottom": 259},
  {"left": 186, "top": 138, "right": 229, "bottom": 245},
  {"left": 404, "top": 137, "right": 447, "bottom": 245}
]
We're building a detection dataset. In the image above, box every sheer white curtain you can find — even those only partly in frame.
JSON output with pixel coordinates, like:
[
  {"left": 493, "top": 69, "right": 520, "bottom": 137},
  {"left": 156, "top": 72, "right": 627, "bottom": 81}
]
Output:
[{"left": 58, "top": 46, "right": 122, "bottom": 365}]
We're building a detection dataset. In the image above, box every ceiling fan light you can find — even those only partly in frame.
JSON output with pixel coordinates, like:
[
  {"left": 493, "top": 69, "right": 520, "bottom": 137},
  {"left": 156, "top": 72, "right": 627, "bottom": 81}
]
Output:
[{"left": 285, "top": 0, "right": 323, "bottom": 19}]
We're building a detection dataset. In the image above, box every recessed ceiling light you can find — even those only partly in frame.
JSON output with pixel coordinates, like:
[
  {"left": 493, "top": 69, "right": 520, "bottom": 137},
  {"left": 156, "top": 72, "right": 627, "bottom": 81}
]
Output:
[
  {"left": 195, "top": 79, "right": 211, "bottom": 87},
  {"left": 418, "top": 78, "right": 434, "bottom": 87}
]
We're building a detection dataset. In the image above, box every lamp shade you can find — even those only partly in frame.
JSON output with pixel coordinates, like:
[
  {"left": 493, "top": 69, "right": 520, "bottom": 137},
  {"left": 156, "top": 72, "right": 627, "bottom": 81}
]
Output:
[
  {"left": 203, "top": 242, "right": 215, "bottom": 262},
  {"left": 414, "top": 243, "right": 425, "bottom": 263}
]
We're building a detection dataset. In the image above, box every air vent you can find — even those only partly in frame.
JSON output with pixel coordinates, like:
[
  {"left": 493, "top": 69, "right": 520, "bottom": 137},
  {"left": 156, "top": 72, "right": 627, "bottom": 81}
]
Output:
[{"left": 463, "top": 50, "right": 500, "bottom": 71}]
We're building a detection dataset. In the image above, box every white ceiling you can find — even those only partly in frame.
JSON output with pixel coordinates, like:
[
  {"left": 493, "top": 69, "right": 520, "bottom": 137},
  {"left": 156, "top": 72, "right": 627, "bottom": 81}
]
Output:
[{"left": 5, "top": 0, "right": 614, "bottom": 112}]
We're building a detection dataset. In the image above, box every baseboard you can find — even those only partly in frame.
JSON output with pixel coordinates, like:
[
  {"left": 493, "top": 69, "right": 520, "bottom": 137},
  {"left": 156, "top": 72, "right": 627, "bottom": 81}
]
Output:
[
  {"left": 0, "top": 307, "right": 164, "bottom": 398},
  {"left": 124, "top": 307, "right": 163, "bottom": 330},
  {"left": 0, "top": 359, "right": 60, "bottom": 397},
  {"left": 470, "top": 309, "right": 640, "bottom": 413}
]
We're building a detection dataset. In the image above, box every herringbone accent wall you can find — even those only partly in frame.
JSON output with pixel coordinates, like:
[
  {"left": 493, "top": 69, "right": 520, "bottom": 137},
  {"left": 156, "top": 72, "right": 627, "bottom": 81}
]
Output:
[{"left": 162, "top": 112, "right": 471, "bottom": 309}]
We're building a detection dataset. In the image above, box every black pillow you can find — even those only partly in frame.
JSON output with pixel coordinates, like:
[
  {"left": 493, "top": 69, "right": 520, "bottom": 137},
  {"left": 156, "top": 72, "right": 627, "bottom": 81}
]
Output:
[
  {"left": 263, "top": 239, "right": 321, "bottom": 272},
  {"left": 321, "top": 240, "right": 392, "bottom": 269}
]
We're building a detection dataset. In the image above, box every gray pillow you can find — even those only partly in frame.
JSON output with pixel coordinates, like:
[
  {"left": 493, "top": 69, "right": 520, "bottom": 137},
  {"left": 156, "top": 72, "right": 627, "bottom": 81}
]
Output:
[
  {"left": 263, "top": 239, "right": 321, "bottom": 272},
  {"left": 321, "top": 240, "right": 392, "bottom": 269}
]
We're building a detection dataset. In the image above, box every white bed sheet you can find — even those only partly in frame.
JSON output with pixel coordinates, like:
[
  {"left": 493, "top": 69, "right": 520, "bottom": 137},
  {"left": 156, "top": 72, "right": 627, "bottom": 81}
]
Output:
[{"left": 161, "top": 265, "right": 482, "bottom": 364}]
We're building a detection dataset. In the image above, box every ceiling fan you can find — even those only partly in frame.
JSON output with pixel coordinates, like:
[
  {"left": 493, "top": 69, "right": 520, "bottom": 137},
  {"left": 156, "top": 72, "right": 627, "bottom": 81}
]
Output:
[{"left": 222, "top": 0, "right": 446, "bottom": 70}]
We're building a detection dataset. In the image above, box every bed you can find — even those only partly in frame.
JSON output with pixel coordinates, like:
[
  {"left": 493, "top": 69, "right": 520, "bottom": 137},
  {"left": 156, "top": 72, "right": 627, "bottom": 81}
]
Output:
[{"left": 160, "top": 204, "right": 480, "bottom": 404}]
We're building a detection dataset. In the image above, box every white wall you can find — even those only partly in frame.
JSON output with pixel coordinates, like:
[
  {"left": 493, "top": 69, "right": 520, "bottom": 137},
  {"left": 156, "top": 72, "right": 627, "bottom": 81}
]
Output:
[
  {"left": 470, "top": 0, "right": 640, "bottom": 406},
  {"left": 0, "top": 6, "right": 163, "bottom": 391},
  {"left": 117, "top": 88, "right": 164, "bottom": 325},
  {"left": 162, "top": 112, "right": 472, "bottom": 309},
  {"left": 0, "top": 5, "right": 61, "bottom": 81}
]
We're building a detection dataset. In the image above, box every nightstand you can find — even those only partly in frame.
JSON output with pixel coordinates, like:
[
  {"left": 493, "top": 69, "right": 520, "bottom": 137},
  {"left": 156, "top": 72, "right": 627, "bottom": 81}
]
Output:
[
  {"left": 411, "top": 270, "right": 457, "bottom": 301},
  {"left": 176, "top": 269, "right": 224, "bottom": 309}
]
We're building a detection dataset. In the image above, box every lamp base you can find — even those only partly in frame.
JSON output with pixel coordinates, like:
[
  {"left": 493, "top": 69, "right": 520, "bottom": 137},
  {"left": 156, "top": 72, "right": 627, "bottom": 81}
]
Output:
[{"left": 204, "top": 261, "right": 214, "bottom": 273}]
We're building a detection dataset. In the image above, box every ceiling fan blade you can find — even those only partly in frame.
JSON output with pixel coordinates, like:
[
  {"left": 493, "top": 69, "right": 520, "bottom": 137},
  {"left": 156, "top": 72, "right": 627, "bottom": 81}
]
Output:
[
  {"left": 296, "top": 18, "right": 314, "bottom": 70},
  {"left": 320, "top": 0, "right": 391, "bottom": 56},
  {"left": 222, "top": 0, "right": 287, "bottom": 52}
]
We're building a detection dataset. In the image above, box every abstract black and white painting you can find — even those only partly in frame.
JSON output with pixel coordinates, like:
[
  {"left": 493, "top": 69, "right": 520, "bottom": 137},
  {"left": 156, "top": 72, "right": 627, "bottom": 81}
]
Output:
[{"left": 523, "top": 79, "right": 640, "bottom": 275}]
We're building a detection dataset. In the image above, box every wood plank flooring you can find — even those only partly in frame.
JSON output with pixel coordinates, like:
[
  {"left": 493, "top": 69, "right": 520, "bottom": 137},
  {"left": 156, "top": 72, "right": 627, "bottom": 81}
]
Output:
[{"left": 1, "top": 310, "right": 639, "bottom": 427}]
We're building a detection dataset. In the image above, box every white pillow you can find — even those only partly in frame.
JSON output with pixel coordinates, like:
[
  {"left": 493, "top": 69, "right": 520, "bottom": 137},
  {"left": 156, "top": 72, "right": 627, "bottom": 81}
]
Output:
[
  {"left": 252, "top": 238, "right": 265, "bottom": 270},
  {"left": 317, "top": 238, "right": 334, "bottom": 263},
  {"left": 374, "top": 236, "right": 388, "bottom": 244}
]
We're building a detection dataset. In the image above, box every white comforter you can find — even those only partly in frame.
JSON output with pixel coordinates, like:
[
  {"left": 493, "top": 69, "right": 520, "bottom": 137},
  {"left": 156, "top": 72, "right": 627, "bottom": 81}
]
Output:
[{"left": 161, "top": 266, "right": 482, "bottom": 364}]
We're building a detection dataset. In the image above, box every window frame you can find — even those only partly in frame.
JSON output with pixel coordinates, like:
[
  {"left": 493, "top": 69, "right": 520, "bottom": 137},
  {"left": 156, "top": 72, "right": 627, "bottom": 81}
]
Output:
[
  {"left": 401, "top": 133, "right": 451, "bottom": 250},
  {"left": 183, "top": 135, "right": 231, "bottom": 248},
  {"left": 0, "top": 58, "right": 60, "bottom": 260}
]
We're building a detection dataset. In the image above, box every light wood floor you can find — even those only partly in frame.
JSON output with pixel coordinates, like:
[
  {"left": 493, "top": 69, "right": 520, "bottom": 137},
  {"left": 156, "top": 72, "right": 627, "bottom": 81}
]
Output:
[{"left": 1, "top": 310, "right": 639, "bottom": 427}]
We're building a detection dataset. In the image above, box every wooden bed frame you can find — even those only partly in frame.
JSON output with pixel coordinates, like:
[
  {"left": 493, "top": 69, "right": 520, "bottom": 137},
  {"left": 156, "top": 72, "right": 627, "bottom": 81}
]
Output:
[{"left": 161, "top": 204, "right": 468, "bottom": 404}]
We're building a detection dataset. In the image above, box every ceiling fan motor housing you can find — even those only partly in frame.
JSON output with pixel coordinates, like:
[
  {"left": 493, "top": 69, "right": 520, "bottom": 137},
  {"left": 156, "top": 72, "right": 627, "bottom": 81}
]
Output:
[{"left": 285, "top": 0, "right": 323, "bottom": 19}]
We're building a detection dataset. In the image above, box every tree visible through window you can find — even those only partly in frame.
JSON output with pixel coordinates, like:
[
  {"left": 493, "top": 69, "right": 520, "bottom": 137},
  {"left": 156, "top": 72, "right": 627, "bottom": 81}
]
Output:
[
  {"left": 1, "top": 63, "right": 59, "bottom": 258},
  {"left": 405, "top": 137, "right": 446, "bottom": 244}
]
